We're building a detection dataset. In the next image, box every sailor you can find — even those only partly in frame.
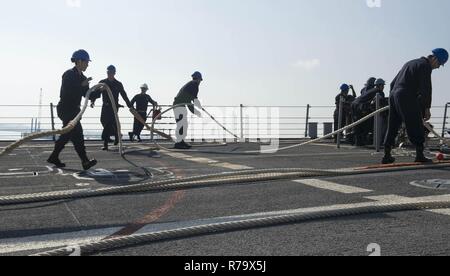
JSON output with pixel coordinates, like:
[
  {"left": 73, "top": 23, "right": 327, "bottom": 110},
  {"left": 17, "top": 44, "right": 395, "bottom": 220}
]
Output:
[
  {"left": 91, "top": 65, "right": 132, "bottom": 151},
  {"left": 360, "top": 77, "right": 376, "bottom": 95},
  {"left": 129, "top": 83, "right": 158, "bottom": 142},
  {"left": 334, "top": 84, "right": 356, "bottom": 143},
  {"left": 352, "top": 78, "right": 386, "bottom": 146},
  {"left": 47, "top": 49, "right": 97, "bottom": 170},
  {"left": 382, "top": 48, "right": 448, "bottom": 164},
  {"left": 173, "top": 71, "right": 203, "bottom": 149}
]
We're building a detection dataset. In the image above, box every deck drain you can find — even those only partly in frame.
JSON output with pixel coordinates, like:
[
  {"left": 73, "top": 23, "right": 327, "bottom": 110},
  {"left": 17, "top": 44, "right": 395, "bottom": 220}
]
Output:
[{"left": 410, "top": 179, "right": 450, "bottom": 190}]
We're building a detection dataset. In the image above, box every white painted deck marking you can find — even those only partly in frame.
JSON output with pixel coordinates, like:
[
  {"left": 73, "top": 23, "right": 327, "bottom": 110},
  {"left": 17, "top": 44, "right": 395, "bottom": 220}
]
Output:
[
  {"left": 0, "top": 227, "right": 121, "bottom": 255},
  {"left": 161, "top": 150, "right": 253, "bottom": 170},
  {"left": 75, "top": 183, "right": 91, "bottom": 187},
  {"left": 294, "top": 179, "right": 372, "bottom": 194}
]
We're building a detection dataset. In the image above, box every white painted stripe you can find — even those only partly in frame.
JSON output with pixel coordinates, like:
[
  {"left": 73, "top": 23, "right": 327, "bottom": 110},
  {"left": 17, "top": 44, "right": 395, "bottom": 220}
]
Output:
[
  {"left": 0, "top": 227, "right": 121, "bottom": 255},
  {"left": 366, "top": 194, "right": 450, "bottom": 216},
  {"left": 186, "top": 157, "right": 219, "bottom": 164},
  {"left": 0, "top": 167, "right": 52, "bottom": 177},
  {"left": 294, "top": 179, "right": 372, "bottom": 194},
  {"left": 211, "top": 162, "right": 253, "bottom": 170},
  {"left": 0, "top": 172, "right": 40, "bottom": 177},
  {"left": 75, "top": 183, "right": 91, "bottom": 187},
  {"left": 311, "top": 143, "right": 356, "bottom": 149},
  {"left": 162, "top": 151, "right": 191, "bottom": 159},
  {"left": 161, "top": 150, "right": 253, "bottom": 170}
]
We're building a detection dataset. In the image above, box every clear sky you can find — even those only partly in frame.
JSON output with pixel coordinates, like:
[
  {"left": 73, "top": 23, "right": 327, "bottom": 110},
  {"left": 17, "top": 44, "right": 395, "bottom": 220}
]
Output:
[{"left": 0, "top": 0, "right": 449, "bottom": 108}]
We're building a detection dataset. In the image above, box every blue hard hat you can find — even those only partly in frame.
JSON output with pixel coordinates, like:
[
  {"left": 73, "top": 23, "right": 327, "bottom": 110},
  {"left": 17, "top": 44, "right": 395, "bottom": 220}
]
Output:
[
  {"left": 107, "top": 65, "right": 116, "bottom": 73},
  {"left": 340, "top": 84, "right": 349, "bottom": 91},
  {"left": 375, "top": 78, "right": 386, "bottom": 86},
  {"left": 192, "top": 71, "right": 203, "bottom": 80},
  {"left": 432, "top": 48, "right": 449, "bottom": 66},
  {"left": 71, "top": 49, "right": 91, "bottom": 62}
]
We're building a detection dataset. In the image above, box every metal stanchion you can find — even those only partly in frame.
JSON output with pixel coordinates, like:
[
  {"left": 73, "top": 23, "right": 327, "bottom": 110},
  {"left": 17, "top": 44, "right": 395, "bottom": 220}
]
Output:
[
  {"left": 442, "top": 103, "right": 449, "bottom": 138},
  {"left": 240, "top": 104, "right": 244, "bottom": 142},
  {"left": 374, "top": 93, "right": 382, "bottom": 152},
  {"left": 305, "top": 104, "right": 310, "bottom": 138},
  {"left": 337, "top": 97, "right": 344, "bottom": 149}
]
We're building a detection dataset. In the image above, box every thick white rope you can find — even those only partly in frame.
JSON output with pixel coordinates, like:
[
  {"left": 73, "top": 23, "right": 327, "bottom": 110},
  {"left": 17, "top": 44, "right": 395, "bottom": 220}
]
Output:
[
  {"left": 1, "top": 161, "right": 450, "bottom": 206},
  {"left": 33, "top": 198, "right": 450, "bottom": 256}
]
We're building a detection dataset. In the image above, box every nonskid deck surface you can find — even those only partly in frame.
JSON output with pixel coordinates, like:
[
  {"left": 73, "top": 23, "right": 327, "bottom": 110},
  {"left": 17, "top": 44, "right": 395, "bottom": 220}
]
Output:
[{"left": 0, "top": 141, "right": 450, "bottom": 256}]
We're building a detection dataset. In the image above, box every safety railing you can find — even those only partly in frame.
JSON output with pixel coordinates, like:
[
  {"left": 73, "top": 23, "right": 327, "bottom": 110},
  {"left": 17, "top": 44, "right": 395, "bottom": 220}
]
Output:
[{"left": 0, "top": 103, "right": 449, "bottom": 142}]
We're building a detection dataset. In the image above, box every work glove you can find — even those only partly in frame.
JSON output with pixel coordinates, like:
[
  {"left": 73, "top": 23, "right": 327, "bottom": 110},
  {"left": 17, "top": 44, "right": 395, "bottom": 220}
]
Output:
[{"left": 193, "top": 99, "right": 203, "bottom": 118}]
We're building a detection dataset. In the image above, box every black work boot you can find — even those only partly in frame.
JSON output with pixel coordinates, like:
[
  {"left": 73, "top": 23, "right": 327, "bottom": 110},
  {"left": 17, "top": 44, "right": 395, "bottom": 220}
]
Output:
[
  {"left": 181, "top": 140, "right": 192, "bottom": 149},
  {"left": 174, "top": 141, "right": 190, "bottom": 150},
  {"left": 415, "top": 145, "right": 433, "bottom": 163},
  {"left": 129, "top": 132, "right": 134, "bottom": 142},
  {"left": 174, "top": 142, "right": 186, "bottom": 149},
  {"left": 47, "top": 156, "right": 66, "bottom": 168},
  {"left": 47, "top": 147, "right": 66, "bottom": 168},
  {"left": 382, "top": 146, "right": 396, "bottom": 164},
  {"left": 82, "top": 159, "right": 98, "bottom": 171},
  {"left": 102, "top": 141, "right": 109, "bottom": 151}
]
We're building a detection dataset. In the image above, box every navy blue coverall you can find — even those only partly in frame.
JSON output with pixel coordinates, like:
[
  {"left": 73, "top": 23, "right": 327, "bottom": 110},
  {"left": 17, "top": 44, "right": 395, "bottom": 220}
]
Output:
[
  {"left": 384, "top": 57, "right": 432, "bottom": 148},
  {"left": 352, "top": 88, "right": 386, "bottom": 145},
  {"left": 93, "top": 79, "right": 132, "bottom": 142},
  {"left": 51, "top": 67, "right": 95, "bottom": 162}
]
